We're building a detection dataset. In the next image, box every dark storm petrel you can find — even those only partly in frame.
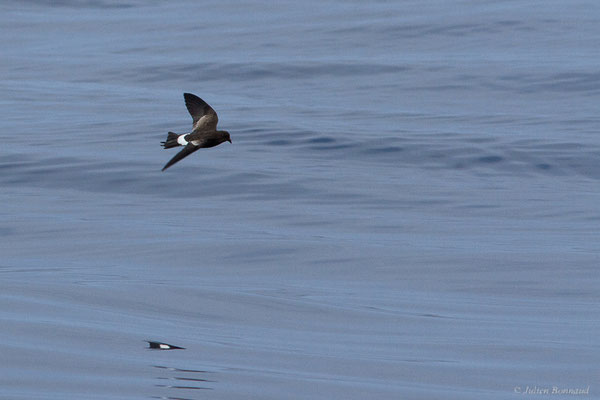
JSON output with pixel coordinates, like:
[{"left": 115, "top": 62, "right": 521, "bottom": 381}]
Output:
[{"left": 161, "top": 93, "right": 231, "bottom": 171}]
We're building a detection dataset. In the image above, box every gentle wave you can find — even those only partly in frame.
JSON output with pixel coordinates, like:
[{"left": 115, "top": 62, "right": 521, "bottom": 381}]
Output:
[{"left": 2, "top": 131, "right": 599, "bottom": 206}]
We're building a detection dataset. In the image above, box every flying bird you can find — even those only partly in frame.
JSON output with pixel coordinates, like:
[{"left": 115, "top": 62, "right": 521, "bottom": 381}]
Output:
[{"left": 161, "top": 93, "right": 231, "bottom": 171}]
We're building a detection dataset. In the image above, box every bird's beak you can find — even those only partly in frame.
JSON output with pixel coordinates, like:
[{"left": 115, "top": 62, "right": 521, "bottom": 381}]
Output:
[{"left": 228, "top": 138, "right": 232, "bottom": 143}]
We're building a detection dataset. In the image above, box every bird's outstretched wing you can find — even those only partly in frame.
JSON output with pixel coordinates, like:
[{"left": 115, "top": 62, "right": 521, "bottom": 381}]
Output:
[
  {"left": 161, "top": 143, "right": 200, "bottom": 171},
  {"left": 184, "top": 93, "right": 218, "bottom": 132}
]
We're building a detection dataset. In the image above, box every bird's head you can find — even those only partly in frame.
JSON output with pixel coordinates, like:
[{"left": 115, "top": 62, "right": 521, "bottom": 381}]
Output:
[{"left": 221, "top": 131, "right": 232, "bottom": 143}]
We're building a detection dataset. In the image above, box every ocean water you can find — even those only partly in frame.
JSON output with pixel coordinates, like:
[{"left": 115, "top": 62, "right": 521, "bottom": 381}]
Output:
[{"left": 1, "top": 1, "right": 599, "bottom": 399}]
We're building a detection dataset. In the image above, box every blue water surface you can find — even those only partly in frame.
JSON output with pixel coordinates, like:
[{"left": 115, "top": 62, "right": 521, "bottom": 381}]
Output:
[{"left": 1, "top": 1, "right": 599, "bottom": 399}]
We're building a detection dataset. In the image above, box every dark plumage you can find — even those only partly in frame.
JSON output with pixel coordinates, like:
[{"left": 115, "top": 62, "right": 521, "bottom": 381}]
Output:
[
  {"left": 146, "top": 341, "right": 185, "bottom": 350},
  {"left": 161, "top": 93, "right": 231, "bottom": 171}
]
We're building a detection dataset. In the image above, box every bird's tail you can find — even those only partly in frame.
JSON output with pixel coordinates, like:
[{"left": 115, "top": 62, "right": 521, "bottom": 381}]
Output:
[{"left": 161, "top": 132, "right": 180, "bottom": 149}]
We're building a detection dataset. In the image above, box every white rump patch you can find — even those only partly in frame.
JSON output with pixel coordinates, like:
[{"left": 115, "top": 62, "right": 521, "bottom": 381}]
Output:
[
  {"left": 177, "top": 134, "right": 188, "bottom": 145},
  {"left": 159, "top": 344, "right": 171, "bottom": 349}
]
